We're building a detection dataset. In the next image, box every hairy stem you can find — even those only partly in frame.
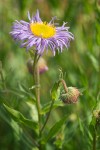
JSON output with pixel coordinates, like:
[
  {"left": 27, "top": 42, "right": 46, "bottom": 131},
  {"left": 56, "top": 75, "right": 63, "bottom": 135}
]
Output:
[
  {"left": 33, "top": 52, "right": 41, "bottom": 128},
  {"left": 35, "top": 64, "right": 41, "bottom": 130},
  {"left": 32, "top": 51, "right": 41, "bottom": 149},
  {"left": 59, "top": 79, "right": 68, "bottom": 93}
]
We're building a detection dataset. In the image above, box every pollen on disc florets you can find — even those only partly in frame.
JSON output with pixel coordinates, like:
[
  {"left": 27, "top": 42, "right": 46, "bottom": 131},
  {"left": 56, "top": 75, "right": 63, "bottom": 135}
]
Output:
[
  {"left": 10, "top": 10, "right": 74, "bottom": 55},
  {"left": 30, "top": 22, "right": 56, "bottom": 38}
]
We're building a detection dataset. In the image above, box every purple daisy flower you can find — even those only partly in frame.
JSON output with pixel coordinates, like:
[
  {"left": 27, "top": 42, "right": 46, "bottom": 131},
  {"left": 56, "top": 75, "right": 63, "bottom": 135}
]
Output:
[{"left": 10, "top": 10, "right": 74, "bottom": 56}]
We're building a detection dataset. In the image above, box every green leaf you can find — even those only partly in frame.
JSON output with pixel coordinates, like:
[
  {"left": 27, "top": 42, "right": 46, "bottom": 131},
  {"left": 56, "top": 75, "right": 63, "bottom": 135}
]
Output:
[
  {"left": 78, "top": 87, "right": 86, "bottom": 93},
  {"left": 89, "top": 115, "right": 96, "bottom": 137},
  {"left": 87, "top": 52, "right": 99, "bottom": 72},
  {"left": 51, "top": 81, "right": 60, "bottom": 101},
  {"left": 90, "top": 118, "right": 96, "bottom": 128},
  {"left": 41, "top": 101, "right": 63, "bottom": 115},
  {"left": 3, "top": 103, "right": 38, "bottom": 131},
  {"left": 78, "top": 118, "right": 84, "bottom": 135},
  {"left": 0, "top": 87, "right": 36, "bottom": 103},
  {"left": 44, "top": 115, "right": 67, "bottom": 142},
  {"left": 18, "top": 83, "right": 36, "bottom": 100}
]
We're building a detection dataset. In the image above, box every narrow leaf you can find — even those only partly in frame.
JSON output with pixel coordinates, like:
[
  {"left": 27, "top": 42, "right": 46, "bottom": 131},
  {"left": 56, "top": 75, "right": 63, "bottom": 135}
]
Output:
[
  {"left": 0, "top": 88, "right": 36, "bottom": 103},
  {"left": 78, "top": 118, "right": 84, "bottom": 135},
  {"left": 89, "top": 115, "right": 96, "bottom": 137},
  {"left": 87, "top": 52, "right": 99, "bottom": 72},
  {"left": 44, "top": 115, "right": 67, "bottom": 142},
  {"left": 51, "top": 81, "right": 60, "bottom": 101},
  {"left": 3, "top": 103, "right": 38, "bottom": 131},
  {"left": 41, "top": 101, "right": 63, "bottom": 115}
]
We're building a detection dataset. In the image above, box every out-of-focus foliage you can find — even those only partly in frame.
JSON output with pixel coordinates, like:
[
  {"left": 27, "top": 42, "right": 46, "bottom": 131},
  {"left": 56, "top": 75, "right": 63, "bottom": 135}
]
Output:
[{"left": 0, "top": 0, "right": 100, "bottom": 150}]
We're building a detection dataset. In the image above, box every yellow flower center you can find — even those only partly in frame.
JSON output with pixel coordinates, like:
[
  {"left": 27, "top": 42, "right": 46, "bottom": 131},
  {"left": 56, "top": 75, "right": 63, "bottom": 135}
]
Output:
[{"left": 30, "top": 22, "right": 56, "bottom": 38}]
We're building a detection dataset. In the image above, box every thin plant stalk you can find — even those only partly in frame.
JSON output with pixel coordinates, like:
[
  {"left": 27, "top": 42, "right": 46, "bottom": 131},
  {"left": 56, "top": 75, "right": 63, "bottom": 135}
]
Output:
[
  {"left": 59, "top": 79, "right": 68, "bottom": 93},
  {"left": 92, "top": 125, "right": 97, "bottom": 150},
  {"left": 40, "top": 79, "right": 68, "bottom": 133},
  {"left": 32, "top": 51, "right": 41, "bottom": 135},
  {"left": 41, "top": 100, "right": 54, "bottom": 133},
  {"left": 35, "top": 64, "right": 41, "bottom": 131},
  {"left": 32, "top": 52, "right": 46, "bottom": 150}
]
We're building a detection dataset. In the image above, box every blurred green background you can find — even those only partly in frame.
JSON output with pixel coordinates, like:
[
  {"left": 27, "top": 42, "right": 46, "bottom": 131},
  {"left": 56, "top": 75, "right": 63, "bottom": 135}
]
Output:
[{"left": 0, "top": 0, "right": 100, "bottom": 150}]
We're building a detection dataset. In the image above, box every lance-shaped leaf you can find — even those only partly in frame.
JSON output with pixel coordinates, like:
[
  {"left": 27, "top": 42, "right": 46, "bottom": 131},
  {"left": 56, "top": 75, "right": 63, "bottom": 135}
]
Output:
[
  {"left": 41, "top": 101, "right": 64, "bottom": 115},
  {"left": 44, "top": 115, "right": 67, "bottom": 142},
  {"left": 3, "top": 103, "right": 38, "bottom": 131},
  {"left": 78, "top": 118, "right": 84, "bottom": 136},
  {"left": 50, "top": 81, "right": 60, "bottom": 101}
]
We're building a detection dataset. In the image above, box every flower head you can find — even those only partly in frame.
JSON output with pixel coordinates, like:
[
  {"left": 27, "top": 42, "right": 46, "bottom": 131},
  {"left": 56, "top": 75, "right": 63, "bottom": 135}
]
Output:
[
  {"left": 10, "top": 10, "right": 74, "bottom": 56},
  {"left": 60, "top": 87, "right": 80, "bottom": 104},
  {"left": 93, "top": 110, "right": 100, "bottom": 125}
]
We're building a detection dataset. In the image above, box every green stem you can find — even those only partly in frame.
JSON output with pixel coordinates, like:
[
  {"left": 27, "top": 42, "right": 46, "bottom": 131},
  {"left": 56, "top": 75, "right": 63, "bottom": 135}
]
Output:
[
  {"left": 35, "top": 64, "right": 41, "bottom": 130},
  {"left": 32, "top": 51, "right": 41, "bottom": 149},
  {"left": 92, "top": 125, "right": 97, "bottom": 150},
  {"left": 40, "top": 79, "right": 67, "bottom": 133},
  {"left": 59, "top": 79, "right": 68, "bottom": 93},
  {"left": 33, "top": 51, "right": 38, "bottom": 76},
  {"left": 33, "top": 52, "right": 41, "bottom": 127},
  {"left": 41, "top": 100, "right": 54, "bottom": 133}
]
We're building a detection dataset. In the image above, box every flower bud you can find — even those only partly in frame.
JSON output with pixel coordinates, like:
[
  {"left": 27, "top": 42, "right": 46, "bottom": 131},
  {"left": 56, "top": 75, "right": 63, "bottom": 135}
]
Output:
[
  {"left": 38, "top": 57, "right": 48, "bottom": 74},
  {"left": 60, "top": 87, "right": 80, "bottom": 104},
  {"left": 93, "top": 110, "right": 100, "bottom": 125},
  {"left": 27, "top": 58, "right": 48, "bottom": 75}
]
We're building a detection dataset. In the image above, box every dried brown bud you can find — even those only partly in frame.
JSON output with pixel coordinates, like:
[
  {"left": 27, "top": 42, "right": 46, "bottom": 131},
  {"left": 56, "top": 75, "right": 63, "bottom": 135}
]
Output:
[{"left": 60, "top": 87, "right": 80, "bottom": 104}]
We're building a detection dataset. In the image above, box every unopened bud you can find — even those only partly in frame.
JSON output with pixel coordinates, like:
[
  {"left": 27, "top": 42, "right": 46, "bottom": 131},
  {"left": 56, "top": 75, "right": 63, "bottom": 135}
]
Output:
[
  {"left": 60, "top": 87, "right": 80, "bottom": 104},
  {"left": 38, "top": 57, "right": 48, "bottom": 74},
  {"left": 27, "top": 58, "right": 48, "bottom": 75},
  {"left": 93, "top": 110, "right": 100, "bottom": 125}
]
